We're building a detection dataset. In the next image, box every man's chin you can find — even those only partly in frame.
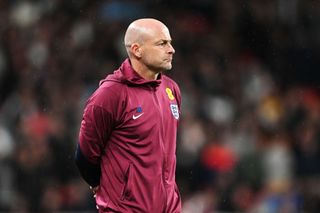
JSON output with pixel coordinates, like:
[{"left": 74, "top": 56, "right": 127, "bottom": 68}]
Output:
[
  {"left": 164, "top": 63, "right": 172, "bottom": 71},
  {"left": 149, "top": 63, "right": 172, "bottom": 72}
]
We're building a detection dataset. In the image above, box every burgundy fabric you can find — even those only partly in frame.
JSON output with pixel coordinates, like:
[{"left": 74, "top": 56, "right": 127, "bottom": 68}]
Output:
[{"left": 79, "top": 59, "right": 182, "bottom": 213}]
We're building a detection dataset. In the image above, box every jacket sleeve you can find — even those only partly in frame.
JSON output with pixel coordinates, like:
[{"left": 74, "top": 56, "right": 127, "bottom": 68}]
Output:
[
  {"left": 172, "top": 81, "right": 182, "bottom": 110},
  {"left": 75, "top": 100, "right": 115, "bottom": 187},
  {"left": 75, "top": 143, "right": 101, "bottom": 187}
]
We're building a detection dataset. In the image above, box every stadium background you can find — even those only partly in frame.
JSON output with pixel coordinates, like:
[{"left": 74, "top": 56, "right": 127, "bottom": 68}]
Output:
[{"left": 0, "top": 0, "right": 320, "bottom": 212}]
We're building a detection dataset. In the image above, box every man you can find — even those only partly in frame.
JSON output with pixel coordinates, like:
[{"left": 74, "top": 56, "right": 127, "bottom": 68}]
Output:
[{"left": 75, "top": 18, "right": 182, "bottom": 213}]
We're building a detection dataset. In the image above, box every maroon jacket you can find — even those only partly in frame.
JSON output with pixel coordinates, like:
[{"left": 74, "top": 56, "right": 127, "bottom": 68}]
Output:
[{"left": 79, "top": 59, "right": 182, "bottom": 212}]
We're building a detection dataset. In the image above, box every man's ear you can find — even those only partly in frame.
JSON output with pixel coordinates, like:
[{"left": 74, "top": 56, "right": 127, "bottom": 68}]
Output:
[{"left": 131, "top": 43, "right": 142, "bottom": 58}]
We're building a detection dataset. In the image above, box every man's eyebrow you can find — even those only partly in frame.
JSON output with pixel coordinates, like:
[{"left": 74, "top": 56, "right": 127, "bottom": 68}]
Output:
[{"left": 155, "top": 39, "right": 172, "bottom": 44}]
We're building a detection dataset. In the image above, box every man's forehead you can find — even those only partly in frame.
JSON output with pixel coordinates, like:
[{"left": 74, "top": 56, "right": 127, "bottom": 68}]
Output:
[{"left": 145, "top": 27, "right": 171, "bottom": 40}]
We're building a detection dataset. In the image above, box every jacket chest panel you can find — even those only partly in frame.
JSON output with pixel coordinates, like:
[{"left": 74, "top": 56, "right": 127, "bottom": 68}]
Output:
[{"left": 116, "top": 87, "right": 178, "bottom": 144}]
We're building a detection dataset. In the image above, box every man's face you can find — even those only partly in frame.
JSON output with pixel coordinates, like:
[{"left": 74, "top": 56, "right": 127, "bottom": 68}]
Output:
[{"left": 139, "top": 27, "right": 175, "bottom": 72}]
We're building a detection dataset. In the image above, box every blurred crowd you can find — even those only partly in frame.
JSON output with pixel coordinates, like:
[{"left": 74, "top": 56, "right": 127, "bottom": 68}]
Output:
[{"left": 0, "top": 0, "right": 320, "bottom": 212}]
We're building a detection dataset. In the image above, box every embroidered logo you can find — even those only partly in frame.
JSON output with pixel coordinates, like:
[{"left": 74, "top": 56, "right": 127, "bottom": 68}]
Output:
[
  {"left": 136, "top": 106, "right": 142, "bottom": 113},
  {"left": 166, "top": 88, "right": 175, "bottom": 100},
  {"left": 133, "top": 113, "right": 144, "bottom": 120},
  {"left": 170, "top": 104, "right": 179, "bottom": 120},
  {"left": 133, "top": 106, "right": 143, "bottom": 120}
]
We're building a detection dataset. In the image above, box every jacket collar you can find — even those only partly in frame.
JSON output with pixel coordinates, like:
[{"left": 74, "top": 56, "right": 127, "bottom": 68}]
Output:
[{"left": 120, "top": 59, "right": 162, "bottom": 87}]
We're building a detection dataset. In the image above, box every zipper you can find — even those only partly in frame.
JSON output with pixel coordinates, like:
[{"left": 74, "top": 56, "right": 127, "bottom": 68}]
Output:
[{"left": 152, "top": 87, "right": 168, "bottom": 212}]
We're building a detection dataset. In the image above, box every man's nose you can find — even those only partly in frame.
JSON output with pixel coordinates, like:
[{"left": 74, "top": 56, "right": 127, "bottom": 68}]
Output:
[{"left": 168, "top": 43, "right": 175, "bottom": 54}]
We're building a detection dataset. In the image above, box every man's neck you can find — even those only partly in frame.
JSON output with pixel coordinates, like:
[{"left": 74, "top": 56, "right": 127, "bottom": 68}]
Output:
[{"left": 130, "top": 59, "right": 159, "bottom": 80}]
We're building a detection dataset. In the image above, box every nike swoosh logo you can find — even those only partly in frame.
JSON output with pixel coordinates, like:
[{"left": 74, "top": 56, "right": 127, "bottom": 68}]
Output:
[{"left": 132, "top": 113, "right": 144, "bottom": 120}]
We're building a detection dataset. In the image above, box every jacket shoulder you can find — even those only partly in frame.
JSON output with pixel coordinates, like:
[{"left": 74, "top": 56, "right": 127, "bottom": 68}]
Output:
[
  {"left": 87, "top": 81, "right": 127, "bottom": 110},
  {"left": 162, "top": 75, "right": 180, "bottom": 91}
]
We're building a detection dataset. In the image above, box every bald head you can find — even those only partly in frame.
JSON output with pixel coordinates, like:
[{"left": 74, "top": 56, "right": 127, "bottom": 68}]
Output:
[
  {"left": 124, "top": 18, "right": 170, "bottom": 55},
  {"left": 122, "top": 18, "right": 175, "bottom": 77}
]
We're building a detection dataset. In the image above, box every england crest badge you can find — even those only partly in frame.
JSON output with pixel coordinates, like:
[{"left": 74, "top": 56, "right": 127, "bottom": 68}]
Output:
[{"left": 170, "top": 104, "right": 179, "bottom": 120}]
